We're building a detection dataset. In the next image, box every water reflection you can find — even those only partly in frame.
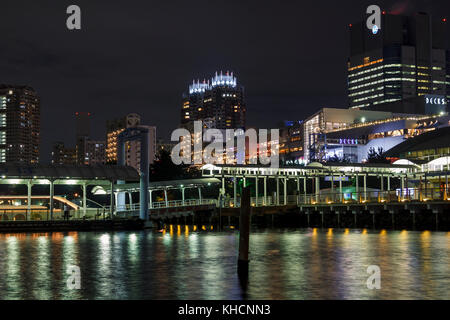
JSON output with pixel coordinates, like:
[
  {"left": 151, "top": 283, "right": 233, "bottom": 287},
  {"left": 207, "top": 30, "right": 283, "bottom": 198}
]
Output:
[{"left": 0, "top": 229, "right": 448, "bottom": 299}]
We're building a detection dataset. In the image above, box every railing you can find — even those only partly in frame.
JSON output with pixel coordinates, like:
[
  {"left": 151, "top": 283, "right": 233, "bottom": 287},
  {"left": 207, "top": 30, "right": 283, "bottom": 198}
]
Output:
[
  {"left": 298, "top": 187, "right": 449, "bottom": 205},
  {"left": 106, "top": 198, "right": 218, "bottom": 213},
  {"left": 0, "top": 207, "right": 112, "bottom": 222},
  {"left": 217, "top": 187, "right": 450, "bottom": 208}
]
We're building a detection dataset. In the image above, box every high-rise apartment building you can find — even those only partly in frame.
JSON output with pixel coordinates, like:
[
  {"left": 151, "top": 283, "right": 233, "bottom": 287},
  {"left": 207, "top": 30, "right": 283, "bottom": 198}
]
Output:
[
  {"left": 51, "top": 141, "right": 76, "bottom": 165},
  {"left": 106, "top": 113, "right": 156, "bottom": 170},
  {"left": 85, "top": 140, "right": 106, "bottom": 165},
  {"left": 0, "top": 85, "right": 40, "bottom": 164},
  {"left": 348, "top": 12, "right": 450, "bottom": 110},
  {"left": 181, "top": 71, "right": 246, "bottom": 130}
]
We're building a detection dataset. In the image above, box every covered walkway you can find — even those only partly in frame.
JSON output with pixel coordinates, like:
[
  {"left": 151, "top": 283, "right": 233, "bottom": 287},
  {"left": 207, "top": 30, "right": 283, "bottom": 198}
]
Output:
[
  {"left": 0, "top": 164, "right": 139, "bottom": 220},
  {"left": 201, "top": 162, "right": 430, "bottom": 207}
]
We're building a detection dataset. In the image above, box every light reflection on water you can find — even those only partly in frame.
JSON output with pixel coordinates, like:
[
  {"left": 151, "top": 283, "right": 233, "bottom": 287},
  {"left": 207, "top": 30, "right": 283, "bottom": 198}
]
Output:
[{"left": 0, "top": 228, "right": 448, "bottom": 300}]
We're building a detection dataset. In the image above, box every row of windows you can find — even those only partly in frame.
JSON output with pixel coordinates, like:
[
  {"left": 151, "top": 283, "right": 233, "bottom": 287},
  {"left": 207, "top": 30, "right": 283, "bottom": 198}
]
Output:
[
  {"left": 348, "top": 63, "right": 416, "bottom": 78},
  {"left": 348, "top": 86, "right": 384, "bottom": 98},
  {"left": 349, "top": 77, "right": 416, "bottom": 91}
]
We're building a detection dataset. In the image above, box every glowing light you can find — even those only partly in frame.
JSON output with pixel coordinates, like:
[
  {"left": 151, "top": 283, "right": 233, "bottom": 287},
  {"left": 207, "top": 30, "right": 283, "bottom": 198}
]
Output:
[
  {"left": 100, "top": 234, "right": 110, "bottom": 244},
  {"left": 372, "top": 25, "right": 379, "bottom": 34}
]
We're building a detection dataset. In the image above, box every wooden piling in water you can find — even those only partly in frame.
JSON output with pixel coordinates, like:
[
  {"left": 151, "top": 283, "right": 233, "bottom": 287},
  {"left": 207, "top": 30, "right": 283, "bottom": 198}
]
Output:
[{"left": 238, "top": 187, "right": 251, "bottom": 276}]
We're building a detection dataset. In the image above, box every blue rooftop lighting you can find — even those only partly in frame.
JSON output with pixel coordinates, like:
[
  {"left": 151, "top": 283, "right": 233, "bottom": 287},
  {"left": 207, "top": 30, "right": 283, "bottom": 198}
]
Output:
[{"left": 372, "top": 25, "right": 379, "bottom": 34}]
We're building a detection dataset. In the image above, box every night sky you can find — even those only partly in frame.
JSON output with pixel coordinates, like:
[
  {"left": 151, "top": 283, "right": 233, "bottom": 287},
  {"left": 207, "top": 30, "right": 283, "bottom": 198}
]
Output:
[{"left": 1, "top": 0, "right": 449, "bottom": 163}]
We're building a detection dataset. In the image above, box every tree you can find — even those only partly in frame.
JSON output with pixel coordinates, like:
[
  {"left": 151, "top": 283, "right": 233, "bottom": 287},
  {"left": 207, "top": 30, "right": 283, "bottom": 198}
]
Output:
[
  {"left": 327, "top": 154, "right": 350, "bottom": 164},
  {"left": 367, "top": 147, "right": 389, "bottom": 164},
  {"left": 149, "top": 149, "right": 201, "bottom": 181}
]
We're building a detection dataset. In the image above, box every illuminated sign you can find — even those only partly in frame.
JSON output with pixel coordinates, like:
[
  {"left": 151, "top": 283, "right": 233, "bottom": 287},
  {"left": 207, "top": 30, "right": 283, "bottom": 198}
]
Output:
[
  {"left": 425, "top": 96, "right": 447, "bottom": 105},
  {"left": 325, "top": 176, "right": 349, "bottom": 182},
  {"left": 339, "top": 138, "right": 359, "bottom": 145}
]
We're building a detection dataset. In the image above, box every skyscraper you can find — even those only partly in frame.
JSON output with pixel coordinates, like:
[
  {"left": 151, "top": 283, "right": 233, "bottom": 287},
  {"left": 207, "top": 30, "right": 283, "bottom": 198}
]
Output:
[
  {"left": 348, "top": 12, "right": 450, "bottom": 110},
  {"left": 181, "top": 71, "right": 246, "bottom": 130},
  {"left": 0, "top": 85, "right": 40, "bottom": 164}
]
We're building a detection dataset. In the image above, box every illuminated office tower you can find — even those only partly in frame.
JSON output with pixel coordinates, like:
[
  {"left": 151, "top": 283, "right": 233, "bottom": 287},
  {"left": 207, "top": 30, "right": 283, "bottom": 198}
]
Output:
[
  {"left": 0, "top": 85, "right": 40, "bottom": 164},
  {"left": 348, "top": 12, "right": 450, "bottom": 110},
  {"left": 181, "top": 71, "right": 246, "bottom": 130}
]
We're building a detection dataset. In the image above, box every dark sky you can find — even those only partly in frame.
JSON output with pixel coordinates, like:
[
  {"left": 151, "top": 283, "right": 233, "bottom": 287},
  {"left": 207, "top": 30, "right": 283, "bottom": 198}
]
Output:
[{"left": 1, "top": 0, "right": 449, "bottom": 163}]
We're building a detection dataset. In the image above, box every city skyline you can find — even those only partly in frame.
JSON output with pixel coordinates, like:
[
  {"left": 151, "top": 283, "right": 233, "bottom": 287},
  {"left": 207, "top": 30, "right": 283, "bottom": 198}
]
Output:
[
  {"left": 0, "top": 1, "right": 450, "bottom": 304},
  {"left": 4, "top": 1, "right": 450, "bottom": 163}
]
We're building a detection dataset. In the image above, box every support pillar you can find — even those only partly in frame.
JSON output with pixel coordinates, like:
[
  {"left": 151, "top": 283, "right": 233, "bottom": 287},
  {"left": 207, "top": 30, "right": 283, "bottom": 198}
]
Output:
[
  {"left": 363, "top": 174, "right": 367, "bottom": 202},
  {"left": 255, "top": 177, "right": 259, "bottom": 206},
  {"left": 401, "top": 176, "right": 405, "bottom": 200},
  {"left": 198, "top": 187, "right": 202, "bottom": 203},
  {"left": 181, "top": 188, "right": 185, "bottom": 206},
  {"left": 284, "top": 177, "right": 287, "bottom": 205},
  {"left": 49, "top": 180, "right": 54, "bottom": 220},
  {"left": 355, "top": 174, "right": 359, "bottom": 203},
  {"left": 164, "top": 189, "right": 169, "bottom": 207},
  {"left": 221, "top": 176, "right": 225, "bottom": 195},
  {"left": 276, "top": 177, "right": 280, "bottom": 205},
  {"left": 296, "top": 177, "right": 300, "bottom": 205},
  {"left": 110, "top": 180, "right": 114, "bottom": 219},
  {"left": 27, "top": 180, "right": 32, "bottom": 221},
  {"left": 315, "top": 177, "right": 319, "bottom": 203},
  {"left": 330, "top": 174, "right": 334, "bottom": 202},
  {"left": 149, "top": 190, "right": 153, "bottom": 208},
  {"left": 234, "top": 177, "right": 237, "bottom": 207},
  {"left": 114, "top": 193, "right": 118, "bottom": 213},
  {"left": 303, "top": 176, "right": 307, "bottom": 204},
  {"left": 263, "top": 177, "right": 267, "bottom": 205},
  {"left": 82, "top": 183, "right": 87, "bottom": 217},
  {"left": 339, "top": 176, "right": 343, "bottom": 203},
  {"left": 128, "top": 192, "right": 133, "bottom": 209}
]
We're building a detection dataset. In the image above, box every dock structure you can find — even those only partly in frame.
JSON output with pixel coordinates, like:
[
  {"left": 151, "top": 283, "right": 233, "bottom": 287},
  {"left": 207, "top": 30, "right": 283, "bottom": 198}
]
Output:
[
  {"left": 1, "top": 158, "right": 450, "bottom": 231},
  {"left": 200, "top": 159, "right": 450, "bottom": 230}
]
